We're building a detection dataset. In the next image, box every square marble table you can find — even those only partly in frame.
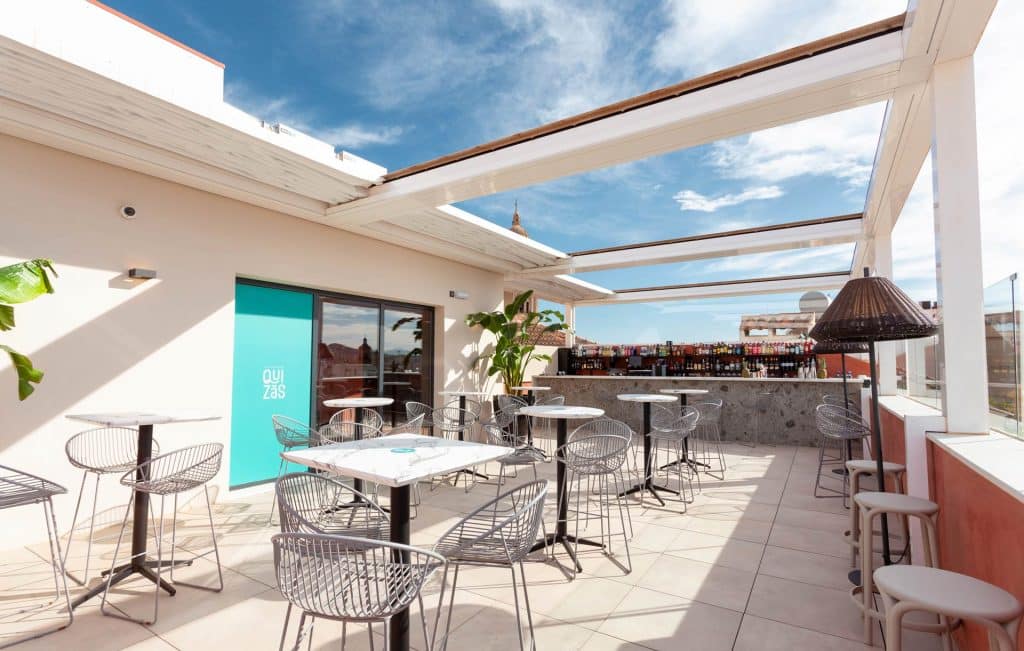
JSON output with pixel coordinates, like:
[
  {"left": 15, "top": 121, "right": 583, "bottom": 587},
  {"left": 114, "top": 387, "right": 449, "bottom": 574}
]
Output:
[
  {"left": 281, "top": 433, "right": 510, "bottom": 651},
  {"left": 64, "top": 411, "right": 220, "bottom": 609}
]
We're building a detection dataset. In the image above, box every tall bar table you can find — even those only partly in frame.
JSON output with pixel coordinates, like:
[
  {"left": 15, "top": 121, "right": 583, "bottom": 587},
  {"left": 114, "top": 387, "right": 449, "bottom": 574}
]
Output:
[
  {"left": 64, "top": 410, "right": 220, "bottom": 609},
  {"left": 617, "top": 394, "right": 680, "bottom": 506},
  {"left": 521, "top": 404, "right": 604, "bottom": 572},
  {"left": 282, "top": 433, "right": 510, "bottom": 651}
]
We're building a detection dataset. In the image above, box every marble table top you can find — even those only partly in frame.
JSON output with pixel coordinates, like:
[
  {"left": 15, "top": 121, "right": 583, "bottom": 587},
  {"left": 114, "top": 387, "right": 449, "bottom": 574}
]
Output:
[
  {"left": 323, "top": 397, "right": 394, "bottom": 408},
  {"left": 659, "top": 388, "right": 709, "bottom": 395},
  {"left": 617, "top": 393, "right": 678, "bottom": 403},
  {"left": 280, "top": 433, "right": 510, "bottom": 488},
  {"left": 438, "top": 390, "right": 488, "bottom": 397},
  {"left": 518, "top": 405, "right": 604, "bottom": 420},
  {"left": 511, "top": 386, "right": 550, "bottom": 392},
  {"left": 66, "top": 411, "right": 221, "bottom": 427}
]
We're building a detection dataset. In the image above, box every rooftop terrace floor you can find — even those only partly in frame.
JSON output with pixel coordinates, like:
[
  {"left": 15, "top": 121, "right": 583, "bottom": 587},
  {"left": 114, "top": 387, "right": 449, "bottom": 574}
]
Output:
[{"left": 1, "top": 441, "right": 940, "bottom": 650}]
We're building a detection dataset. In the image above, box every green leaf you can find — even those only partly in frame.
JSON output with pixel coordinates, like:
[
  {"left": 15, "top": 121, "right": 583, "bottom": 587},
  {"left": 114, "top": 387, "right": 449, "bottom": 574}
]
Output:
[
  {"left": 0, "top": 259, "right": 57, "bottom": 304},
  {"left": 0, "top": 344, "right": 44, "bottom": 400},
  {"left": 0, "top": 304, "right": 14, "bottom": 331}
]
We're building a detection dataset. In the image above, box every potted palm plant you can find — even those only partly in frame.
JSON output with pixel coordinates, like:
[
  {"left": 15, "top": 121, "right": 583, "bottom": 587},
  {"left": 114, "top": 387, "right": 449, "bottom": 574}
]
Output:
[
  {"left": 1, "top": 259, "right": 57, "bottom": 400},
  {"left": 464, "top": 290, "right": 568, "bottom": 396}
]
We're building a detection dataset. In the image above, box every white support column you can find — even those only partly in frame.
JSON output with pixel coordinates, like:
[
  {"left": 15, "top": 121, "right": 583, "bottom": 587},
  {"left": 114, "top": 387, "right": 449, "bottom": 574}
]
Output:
[
  {"left": 565, "top": 303, "right": 576, "bottom": 348},
  {"left": 873, "top": 231, "right": 899, "bottom": 396},
  {"left": 930, "top": 56, "right": 989, "bottom": 434}
]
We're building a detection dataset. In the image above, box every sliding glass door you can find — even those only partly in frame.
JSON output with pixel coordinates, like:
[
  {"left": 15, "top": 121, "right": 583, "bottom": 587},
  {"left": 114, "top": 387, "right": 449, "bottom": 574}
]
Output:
[{"left": 315, "top": 296, "right": 433, "bottom": 427}]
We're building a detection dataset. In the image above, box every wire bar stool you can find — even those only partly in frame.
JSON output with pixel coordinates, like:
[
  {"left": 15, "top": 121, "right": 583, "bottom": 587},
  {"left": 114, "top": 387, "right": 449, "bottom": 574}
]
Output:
[
  {"left": 432, "top": 406, "right": 480, "bottom": 492},
  {"left": 814, "top": 404, "right": 870, "bottom": 507},
  {"left": 63, "top": 426, "right": 157, "bottom": 586},
  {"left": 329, "top": 406, "right": 385, "bottom": 433},
  {"left": 690, "top": 400, "right": 726, "bottom": 479},
  {"left": 531, "top": 395, "right": 564, "bottom": 455},
  {"left": 559, "top": 429, "right": 633, "bottom": 579},
  {"left": 405, "top": 401, "right": 435, "bottom": 435},
  {"left": 432, "top": 480, "right": 548, "bottom": 651},
  {"left": 275, "top": 472, "right": 389, "bottom": 539},
  {"left": 273, "top": 532, "right": 444, "bottom": 651},
  {"left": 270, "top": 415, "right": 318, "bottom": 525},
  {"left": 649, "top": 405, "right": 700, "bottom": 507},
  {"left": 101, "top": 443, "right": 224, "bottom": 625},
  {"left": 0, "top": 465, "right": 72, "bottom": 648},
  {"left": 481, "top": 421, "right": 546, "bottom": 495}
]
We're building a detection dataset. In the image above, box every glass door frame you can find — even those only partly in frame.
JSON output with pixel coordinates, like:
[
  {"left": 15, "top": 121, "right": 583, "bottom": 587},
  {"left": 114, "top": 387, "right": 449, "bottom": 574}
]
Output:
[{"left": 312, "top": 291, "right": 434, "bottom": 427}]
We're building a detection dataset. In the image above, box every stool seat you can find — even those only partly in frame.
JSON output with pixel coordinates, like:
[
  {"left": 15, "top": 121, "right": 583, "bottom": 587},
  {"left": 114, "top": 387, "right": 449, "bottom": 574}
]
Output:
[
  {"left": 875, "top": 565, "right": 1023, "bottom": 623},
  {"left": 854, "top": 491, "right": 937, "bottom": 515},
  {"left": 845, "top": 459, "right": 905, "bottom": 474}
]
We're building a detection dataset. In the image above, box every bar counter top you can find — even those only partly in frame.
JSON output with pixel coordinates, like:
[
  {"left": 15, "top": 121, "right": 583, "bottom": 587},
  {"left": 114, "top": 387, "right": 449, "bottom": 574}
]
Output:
[{"left": 535, "top": 375, "right": 851, "bottom": 445}]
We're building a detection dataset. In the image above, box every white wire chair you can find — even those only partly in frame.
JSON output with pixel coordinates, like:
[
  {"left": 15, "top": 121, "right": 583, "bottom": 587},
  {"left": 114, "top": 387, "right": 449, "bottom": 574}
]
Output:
[
  {"left": 101, "top": 443, "right": 224, "bottom": 625},
  {"left": 273, "top": 532, "right": 445, "bottom": 651},
  {"left": 328, "top": 407, "right": 385, "bottom": 433},
  {"left": 317, "top": 421, "right": 382, "bottom": 446},
  {"left": 814, "top": 404, "right": 870, "bottom": 506},
  {"left": 481, "top": 421, "right": 546, "bottom": 495},
  {"left": 405, "top": 401, "right": 435, "bottom": 434},
  {"left": 63, "top": 426, "right": 156, "bottom": 585},
  {"left": 432, "top": 480, "right": 549, "bottom": 651},
  {"left": 744, "top": 391, "right": 780, "bottom": 447},
  {"left": 0, "top": 465, "right": 72, "bottom": 648},
  {"left": 690, "top": 399, "right": 726, "bottom": 479},
  {"left": 275, "top": 472, "right": 389, "bottom": 538},
  {"left": 560, "top": 426, "right": 633, "bottom": 578},
  {"left": 270, "top": 415, "right": 318, "bottom": 524},
  {"left": 531, "top": 395, "right": 564, "bottom": 454},
  {"left": 649, "top": 405, "right": 700, "bottom": 507}
]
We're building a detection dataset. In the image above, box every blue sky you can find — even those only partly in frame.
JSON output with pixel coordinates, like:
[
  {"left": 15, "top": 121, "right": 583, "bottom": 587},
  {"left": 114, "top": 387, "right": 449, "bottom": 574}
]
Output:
[{"left": 104, "top": 1, "right": 1022, "bottom": 344}]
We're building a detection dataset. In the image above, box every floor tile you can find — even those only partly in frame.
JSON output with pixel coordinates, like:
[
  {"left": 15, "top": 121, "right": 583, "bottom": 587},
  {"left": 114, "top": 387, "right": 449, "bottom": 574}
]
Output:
[
  {"left": 759, "top": 545, "right": 855, "bottom": 590},
  {"left": 665, "top": 529, "right": 765, "bottom": 572},
  {"left": 746, "top": 574, "right": 866, "bottom": 642},
  {"left": 767, "top": 522, "right": 851, "bottom": 558},
  {"left": 596, "top": 586, "right": 742, "bottom": 651},
  {"left": 637, "top": 554, "right": 755, "bottom": 612},
  {"left": 734, "top": 614, "right": 874, "bottom": 651}
]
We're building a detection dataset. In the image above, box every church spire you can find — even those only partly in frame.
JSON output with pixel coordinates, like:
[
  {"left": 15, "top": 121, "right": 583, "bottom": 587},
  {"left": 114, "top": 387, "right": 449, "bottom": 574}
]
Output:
[{"left": 509, "top": 200, "right": 529, "bottom": 238}]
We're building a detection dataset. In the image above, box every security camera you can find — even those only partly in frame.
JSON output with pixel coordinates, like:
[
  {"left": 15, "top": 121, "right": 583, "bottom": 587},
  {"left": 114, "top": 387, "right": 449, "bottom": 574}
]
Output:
[{"left": 120, "top": 205, "right": 137, "bottom": 220}]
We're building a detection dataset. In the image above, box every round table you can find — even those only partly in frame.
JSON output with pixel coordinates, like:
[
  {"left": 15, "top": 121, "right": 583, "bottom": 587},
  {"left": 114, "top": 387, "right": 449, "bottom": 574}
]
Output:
[
  {"left": 519, "top": 405, "right": 604, "bottom": 572},
  {"left": 617, "top": 394, "right": 680, "bottom": 506},
  {"left": 323, "top": 397, "right": 393, "bottom": 494},
  {"left": 438, "top": 390, "right": 490, "bottom": 480}
]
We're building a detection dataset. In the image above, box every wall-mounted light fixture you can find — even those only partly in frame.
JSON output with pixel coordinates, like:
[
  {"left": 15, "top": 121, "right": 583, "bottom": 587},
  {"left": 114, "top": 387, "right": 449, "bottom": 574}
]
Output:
[
  {"left": 449, "top": 290, "right": 469, "bottom": 300},
  {"left": 127, "top": 268, "right": 157, "bottom": 280}
]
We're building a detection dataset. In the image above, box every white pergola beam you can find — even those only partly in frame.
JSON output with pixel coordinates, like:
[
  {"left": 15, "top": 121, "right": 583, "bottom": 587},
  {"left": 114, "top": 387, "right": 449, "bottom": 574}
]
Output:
[
  {"left": 325, "top": 25, "right": 908, "bottom": 227},
  {"left": 574, "top": 273, "right": 848, "bottom": 306},
  {"left": 517, "top": 215, "right": 862, "bottom": 277}
]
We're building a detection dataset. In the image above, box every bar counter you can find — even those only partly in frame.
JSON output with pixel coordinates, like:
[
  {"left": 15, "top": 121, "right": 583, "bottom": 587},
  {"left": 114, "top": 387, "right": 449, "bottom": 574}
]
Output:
[{"left": 536, "top": 375, "right": 848, "bottom": 446}]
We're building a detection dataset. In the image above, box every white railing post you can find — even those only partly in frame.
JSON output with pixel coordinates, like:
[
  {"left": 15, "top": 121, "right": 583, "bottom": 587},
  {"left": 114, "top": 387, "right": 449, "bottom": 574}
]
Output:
[
  {"left": 930, "top": 56, "right": 989, "bottom": 433},
  {"left": 565, "top": 303, "right": 576, "bottom": 348}
]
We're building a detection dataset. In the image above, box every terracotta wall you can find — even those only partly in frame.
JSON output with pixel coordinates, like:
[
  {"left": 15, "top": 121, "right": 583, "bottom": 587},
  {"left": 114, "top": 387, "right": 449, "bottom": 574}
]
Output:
[
  {"left": 818, "top": 353, "right": 872, "bottom": 379},
  {"left": 928, "top": 441, "right": 1024, "bottom": 650},
  {"left": 875, "top": 408, "right": 906, "bottom": 491}
]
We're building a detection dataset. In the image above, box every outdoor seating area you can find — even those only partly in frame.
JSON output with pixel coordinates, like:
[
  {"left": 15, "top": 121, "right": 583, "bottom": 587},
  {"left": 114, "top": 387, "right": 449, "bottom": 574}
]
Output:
[{"left": 2, "top": 1, "right": 1023, "bottom": 650}]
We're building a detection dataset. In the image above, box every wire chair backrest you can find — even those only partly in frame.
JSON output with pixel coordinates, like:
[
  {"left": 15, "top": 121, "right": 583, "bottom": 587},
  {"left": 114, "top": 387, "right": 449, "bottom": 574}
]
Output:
[
  {"left": 823, "top": 393, "right": 861, "bottom": 415},
  {"left": 495, "top": 394, "right": 528, "bottom": 414},
  {"left": 453, "top": 398, "right": 484, "bottom": 421},
  {"left": 434, "top": 480, "right": 548, "bottom": 564},
  {"left": 272, "top": 532, "right": 444, "bottom": 621},
  {"left": 272, "top": 415, "right": 317, "bottom": 448},
  {"left": 65, "top": 427, "right": 152, "bottom": 473},
  {"left": 755, "top": 392, "right": 777, "bottom": 414},
  {"left": 651, "top": 403, "right": 681, "bottom": 431},
  {"left": 560, "top": 432, "right": 631, "bottom": 475},
  {"left": 275, "top": 472, "right": 388, "bottom": 536},
  {"left": 0, "top": 465, "right": 66, "bottom": 510},
  {"left": 120, "top": 443, "right": 223, "bottom": 495},
  {"left": 329, "top": 407, "right": 385, "bottom": 432},
  {"left": 690, "top": 400, "right": 723, "bottom": 425},
  {"left": 488, "top": 407, "right": 528, "bottom": 446},
  {"left": 815, "top": 404, "right": 870, "bottom": 441},
  {"left": 481, "top": 421, "right": 517, "bottom": 449},
  {"left": 569, "top": 417, "right": 633, "bottom": 442},
  {"left": 317, "top": 421, "right": 381, "bottom": 446},
  {"left": 405, "top": 401, "right": 434, "bottom": 425},
  {"left": 386, "top": 414, "right": 425, "bottom": 436},
  {"left": 433, "top": 406, "right": 475, "bottom": 433},
  {"left": 538, "top": 394, "right": 565, "bottom": 406}
]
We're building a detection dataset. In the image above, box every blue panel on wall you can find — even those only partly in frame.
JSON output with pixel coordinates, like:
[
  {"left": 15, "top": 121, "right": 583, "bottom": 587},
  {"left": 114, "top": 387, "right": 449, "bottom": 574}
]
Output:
[{"left": 229, "top": 282, "right": 313, "bottom": 487}]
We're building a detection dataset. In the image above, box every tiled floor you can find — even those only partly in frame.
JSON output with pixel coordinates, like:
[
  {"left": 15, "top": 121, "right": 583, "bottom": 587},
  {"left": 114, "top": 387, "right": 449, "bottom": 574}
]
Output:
[{"left": 0, "top": 442, "right": 940, "bottom": 650}]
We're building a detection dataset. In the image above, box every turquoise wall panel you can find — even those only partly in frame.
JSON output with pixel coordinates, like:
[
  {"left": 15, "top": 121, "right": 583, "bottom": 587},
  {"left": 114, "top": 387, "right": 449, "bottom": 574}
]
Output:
[{"left": 230, "top": 282, "right": 313, "bottom": 487}]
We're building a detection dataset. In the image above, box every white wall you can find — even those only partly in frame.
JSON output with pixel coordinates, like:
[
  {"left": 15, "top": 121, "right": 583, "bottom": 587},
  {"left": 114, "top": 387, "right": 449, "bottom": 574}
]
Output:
[{"left": 0, "top": 133, "right": 503, "bottom": 542}]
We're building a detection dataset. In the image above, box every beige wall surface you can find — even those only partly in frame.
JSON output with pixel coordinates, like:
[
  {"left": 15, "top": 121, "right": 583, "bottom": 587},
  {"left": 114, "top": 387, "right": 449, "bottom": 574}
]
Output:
[{"left": 0, "top": 133, "right": 503, "bottom": 542}]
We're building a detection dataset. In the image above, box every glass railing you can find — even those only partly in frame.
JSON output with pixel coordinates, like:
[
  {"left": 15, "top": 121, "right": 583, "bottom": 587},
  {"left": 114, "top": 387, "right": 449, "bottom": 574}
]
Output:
[
  {"left": 984, "top": 273, "right": 1022, "bottom": 437},
  {"left": 897, "top": 335, "right": 942, "bottom": 409}
]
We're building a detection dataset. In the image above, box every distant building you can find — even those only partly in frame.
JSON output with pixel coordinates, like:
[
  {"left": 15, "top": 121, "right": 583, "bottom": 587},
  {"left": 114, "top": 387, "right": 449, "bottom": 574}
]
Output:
[{"left": 739, "top": 312, "right": 817, "bottom": 341}]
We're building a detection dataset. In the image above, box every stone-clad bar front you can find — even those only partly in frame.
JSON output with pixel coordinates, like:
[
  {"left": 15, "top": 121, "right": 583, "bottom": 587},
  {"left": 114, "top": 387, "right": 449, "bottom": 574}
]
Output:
[{"left": 536, "top": 375, "right": 848, "bottom": 446}]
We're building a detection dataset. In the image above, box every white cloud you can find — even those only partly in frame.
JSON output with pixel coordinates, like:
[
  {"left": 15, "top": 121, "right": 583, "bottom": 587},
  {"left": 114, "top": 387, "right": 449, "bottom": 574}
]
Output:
[
  {"left": 224, "top": 82, "right": 405, "bottom": 151},
  {"left": 673, "top": 185, "right": 783, "bottom": 212},
  {"left": 707, "top": 104, "right": 887, "bottom": 189},
  {"left": 652, "top": 0, "right": 904, "bottom": 77}
]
